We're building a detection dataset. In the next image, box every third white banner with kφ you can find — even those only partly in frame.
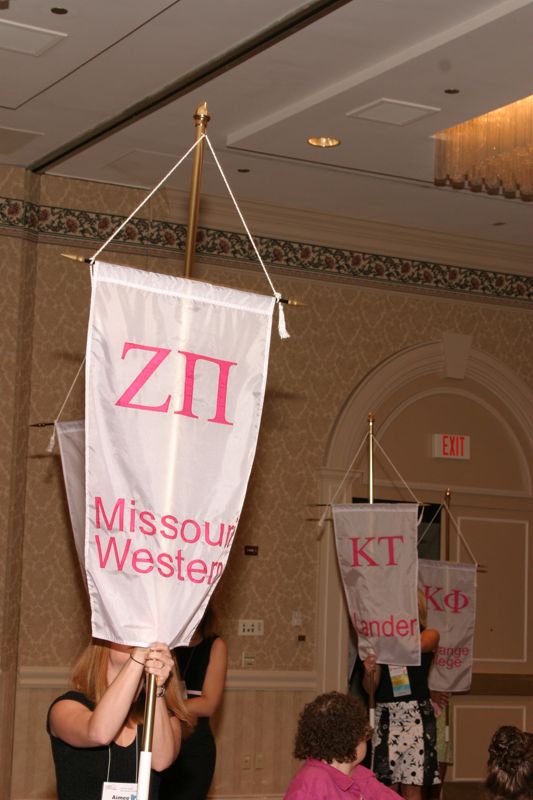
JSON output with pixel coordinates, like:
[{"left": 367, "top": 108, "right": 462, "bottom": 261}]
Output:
[
  {"left": 85, "top": 261, "right": 275, "bottom": 649},
  {"left": 419, "top": 559, "right": 477, "bottom": 692},
  {"left": 332, "top": 503, "right": 420, "bottom": 665}
]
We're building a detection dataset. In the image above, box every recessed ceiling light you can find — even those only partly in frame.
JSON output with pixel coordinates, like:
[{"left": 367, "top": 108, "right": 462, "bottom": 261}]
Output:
[
  {"left": 307, "top": 136, "right": 340, "bottom": 148},
  {"left": 444, "top": 88, "right": 460, "bottom": 95},
  {"left": 51, "top": 7, "right": 68, "bottom": 14}
]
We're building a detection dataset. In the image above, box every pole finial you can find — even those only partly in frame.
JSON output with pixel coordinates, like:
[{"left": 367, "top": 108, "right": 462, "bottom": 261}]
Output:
[
  {"left": 184, "top": 103, "right": 210, "bottom": 278},
  {"left": 368, "top": 413, "right": 375, "bottom": 504},
  {"left": 194, "top": 102, "right": 210, "bottom": 126}
]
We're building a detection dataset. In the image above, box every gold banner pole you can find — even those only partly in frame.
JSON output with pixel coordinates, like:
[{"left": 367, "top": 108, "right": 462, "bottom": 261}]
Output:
[
  {"left": 443, "top": 488, "right": 451, "bottom": 561},
  {"left": 367, "top": 413, "right": 376, "bottom": 726},
  {"left": 368, "top": 413, "right": 374, "bottom": 505},
  {"left": 139, "top": 105, "right": 210, "bottom": 799},
  {"left": 443, "top": 489, "right": 451, "bottom": 748},
  {"left": 184, "top": 102, "right": 211, "bottom": 278}
]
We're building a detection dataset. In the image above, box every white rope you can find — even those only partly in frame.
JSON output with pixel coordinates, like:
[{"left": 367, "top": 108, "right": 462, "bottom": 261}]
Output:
[
  {"left": 204, "top": 135, "right": 290, "bottom": 339},
  {"left": 90, "top": 135, "right": 206, "bottom": 264},
  {"left": 47, "top": 357, "right": 86, "bottom": 452},
  {"left": 50, "top": 134, "right": 290, "bottom": 454},
  {"left": 417, "top": 503, "right": 443, "bottom": 546},
  {"left": 443, "top": 506, "right": 479, "bottom": 566},
  {"left": 317, "top": 432, "right": 369, "bottom": 539},
  {"left": 373, "top": 437, "right": 423, "bottom": 522},
  {"left": 50, "top": 135, "right": 291, "bottom": 453}
]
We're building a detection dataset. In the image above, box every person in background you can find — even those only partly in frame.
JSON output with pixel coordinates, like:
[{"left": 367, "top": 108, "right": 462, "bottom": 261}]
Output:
[
  {"left": 363, "top": 591, "right": 440, "bottom": 799},
  {"left": 47, "top": 639, "right": 191, "bottom": 800},
  {"left": 424, "top": 690, "right": 452, "bottom": 799},
  {"left": 284, "top": 691, "right": 400, "bottom": 799},
  {"left": 485, "top": 725, "right": 533, "bottom": 800},
  {"left": 160, "top": 603, "right": 228, "bottom": 800}
]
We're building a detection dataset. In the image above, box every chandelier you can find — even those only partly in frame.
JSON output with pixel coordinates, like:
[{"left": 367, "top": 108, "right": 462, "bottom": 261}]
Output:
[{"left": 434, "top": 94, "right": 533, "bottom": 202}]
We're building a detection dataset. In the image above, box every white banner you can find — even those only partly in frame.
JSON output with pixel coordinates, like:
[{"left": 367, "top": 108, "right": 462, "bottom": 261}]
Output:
[
  {"left": 419, "top": 559, "right": 477, "bottom": 692},
  {"left": 56, "top": 420, "right": 86, "bottom": 578},
  {"left": 332, "top": 504, "right": 420, "bottom": 665},
  {"left": 85, "top": 261, "right": 274, "bottom": 648}
]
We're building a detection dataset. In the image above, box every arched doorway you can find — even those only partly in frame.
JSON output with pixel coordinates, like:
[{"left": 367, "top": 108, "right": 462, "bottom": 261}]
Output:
[{"left": 317, "top": 334, "right": 533, "bottom": 788}]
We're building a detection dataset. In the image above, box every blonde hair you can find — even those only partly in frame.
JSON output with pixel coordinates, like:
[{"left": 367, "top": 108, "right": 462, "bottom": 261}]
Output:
[{"left": 71, "top": 640, "right": 193, "bottom": 727}]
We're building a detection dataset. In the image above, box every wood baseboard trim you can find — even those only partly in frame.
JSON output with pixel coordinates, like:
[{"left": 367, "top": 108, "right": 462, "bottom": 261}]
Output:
[{"left": 17, "top": 666, "right": 318, "bottom": 692}]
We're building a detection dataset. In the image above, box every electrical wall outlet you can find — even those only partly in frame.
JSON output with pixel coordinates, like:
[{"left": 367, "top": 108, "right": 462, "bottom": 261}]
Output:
[
  {"left": 238, "top": 619, "right": 264, "bottom": 635},
  {"left": 241, "top": 652, "right": 255, "bottom": 668}
]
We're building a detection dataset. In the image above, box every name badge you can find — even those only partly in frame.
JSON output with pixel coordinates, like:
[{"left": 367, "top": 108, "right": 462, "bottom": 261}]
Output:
[
  {"left": 101, "top": 781, "right": 138, "bottom": 800},
  {"left": 388, "top": 665, "right": 411, "bottom": 698}
]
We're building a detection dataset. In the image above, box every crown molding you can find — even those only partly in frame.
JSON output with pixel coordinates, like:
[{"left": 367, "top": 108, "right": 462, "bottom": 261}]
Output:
[
  {"left": 171, "top": 189, "right": 533, "bottom": 276},
  {"left": 12, "top": 166, "right": 532, "bottom": 277},
  {"left": 1, "top": 184, "right": 531, "bottom": 304}
]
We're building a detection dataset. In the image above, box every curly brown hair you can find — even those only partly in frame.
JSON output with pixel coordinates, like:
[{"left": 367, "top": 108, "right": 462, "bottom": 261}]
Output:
[
  {"left": 485, "top": 725, "right": 533, "bottom": 800},
  {"left": 293, "top": 691, "right": 371, "bottom": 764}
]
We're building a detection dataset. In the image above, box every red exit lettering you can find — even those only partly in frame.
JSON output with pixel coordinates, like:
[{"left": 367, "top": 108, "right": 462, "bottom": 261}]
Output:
[{"left": 432, "top": 433, "right": 470, "bottom": 460}]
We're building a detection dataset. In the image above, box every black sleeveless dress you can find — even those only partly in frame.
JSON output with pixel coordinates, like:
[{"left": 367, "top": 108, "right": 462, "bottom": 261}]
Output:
[
  {"left": 47, "top": 690, "right": 161, "bottom": 800},
  {"left": 159, "top": 636, "right": 218, "bottom": 800}
]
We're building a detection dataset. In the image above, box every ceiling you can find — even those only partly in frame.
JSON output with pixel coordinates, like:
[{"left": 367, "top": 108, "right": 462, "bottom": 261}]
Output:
[{"left": 1, "top": 0, "right": 532, "bottom": 262}]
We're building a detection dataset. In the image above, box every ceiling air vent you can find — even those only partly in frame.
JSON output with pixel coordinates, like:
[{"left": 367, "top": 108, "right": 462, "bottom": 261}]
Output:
[
  {"left": 346, "top": 98, "right": 440, "bottom": 126},
  {"left": 0, "top": 18, "right": 67, "bottom": 56}
]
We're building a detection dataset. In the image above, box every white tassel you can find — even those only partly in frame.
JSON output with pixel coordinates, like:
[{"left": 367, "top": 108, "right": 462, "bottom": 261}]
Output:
[
  {"left": 275, "top": 294, "right": 290, "bottom": 339},
  {"left": 47, "top": 425, "right": 57, "bottom": 453}
]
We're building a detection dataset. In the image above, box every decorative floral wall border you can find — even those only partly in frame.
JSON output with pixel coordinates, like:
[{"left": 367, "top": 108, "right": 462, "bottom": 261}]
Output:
[{"left": 1, "top": 195, "right": 532, "bottom": 305}]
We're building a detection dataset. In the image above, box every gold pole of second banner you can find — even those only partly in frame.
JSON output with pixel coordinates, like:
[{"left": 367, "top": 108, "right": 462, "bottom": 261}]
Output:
[
  {"left": 367, "top": 413, "right": 376, "bottom": 727},
  {"left": 443, "top": 489, "right": 451, "bottom": 750},
  {"left": 443, "top": 488, "right": 451, "bottom": 562},
  {"left": 368, "top": 413, "right": 375, "bottom": 505},
  {"left": 184, "top": 102, "right": 211, "bottom": 278}
]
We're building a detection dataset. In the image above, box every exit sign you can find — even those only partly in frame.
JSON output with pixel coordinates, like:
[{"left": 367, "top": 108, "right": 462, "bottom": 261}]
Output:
[{"left": 432, "top": 433, "right": 470, "bottom": 459}]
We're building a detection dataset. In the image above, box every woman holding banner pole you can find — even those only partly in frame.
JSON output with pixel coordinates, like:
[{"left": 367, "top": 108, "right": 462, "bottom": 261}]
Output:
[
  {"left": 47, "top": 640, "right": 191, "bottom": 800},
  {"left": 363, "top": 593, "right": 440, "bottom": 799}
]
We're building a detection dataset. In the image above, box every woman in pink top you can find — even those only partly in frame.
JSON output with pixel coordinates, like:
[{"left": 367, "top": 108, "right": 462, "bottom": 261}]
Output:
[{"left": 284, "top": 692, "right": 399, "bottom": 799}]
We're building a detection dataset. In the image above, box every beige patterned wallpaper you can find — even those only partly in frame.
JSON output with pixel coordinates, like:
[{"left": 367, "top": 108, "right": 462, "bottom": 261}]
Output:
[
  {"left": 0, "top": 235, "right": 23, "bottom": 654},
  {"left": 17, "top": 264, "right": 533, "bottom": 672},
  {"left": 1, "top": 164, "right": 533, "bottom": 800},
  {"left": 0, "top": 168, "right": 41, "bottom": 796},
  {"left": 0, "top": 165, "right": 531, "bottom": 678}
]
